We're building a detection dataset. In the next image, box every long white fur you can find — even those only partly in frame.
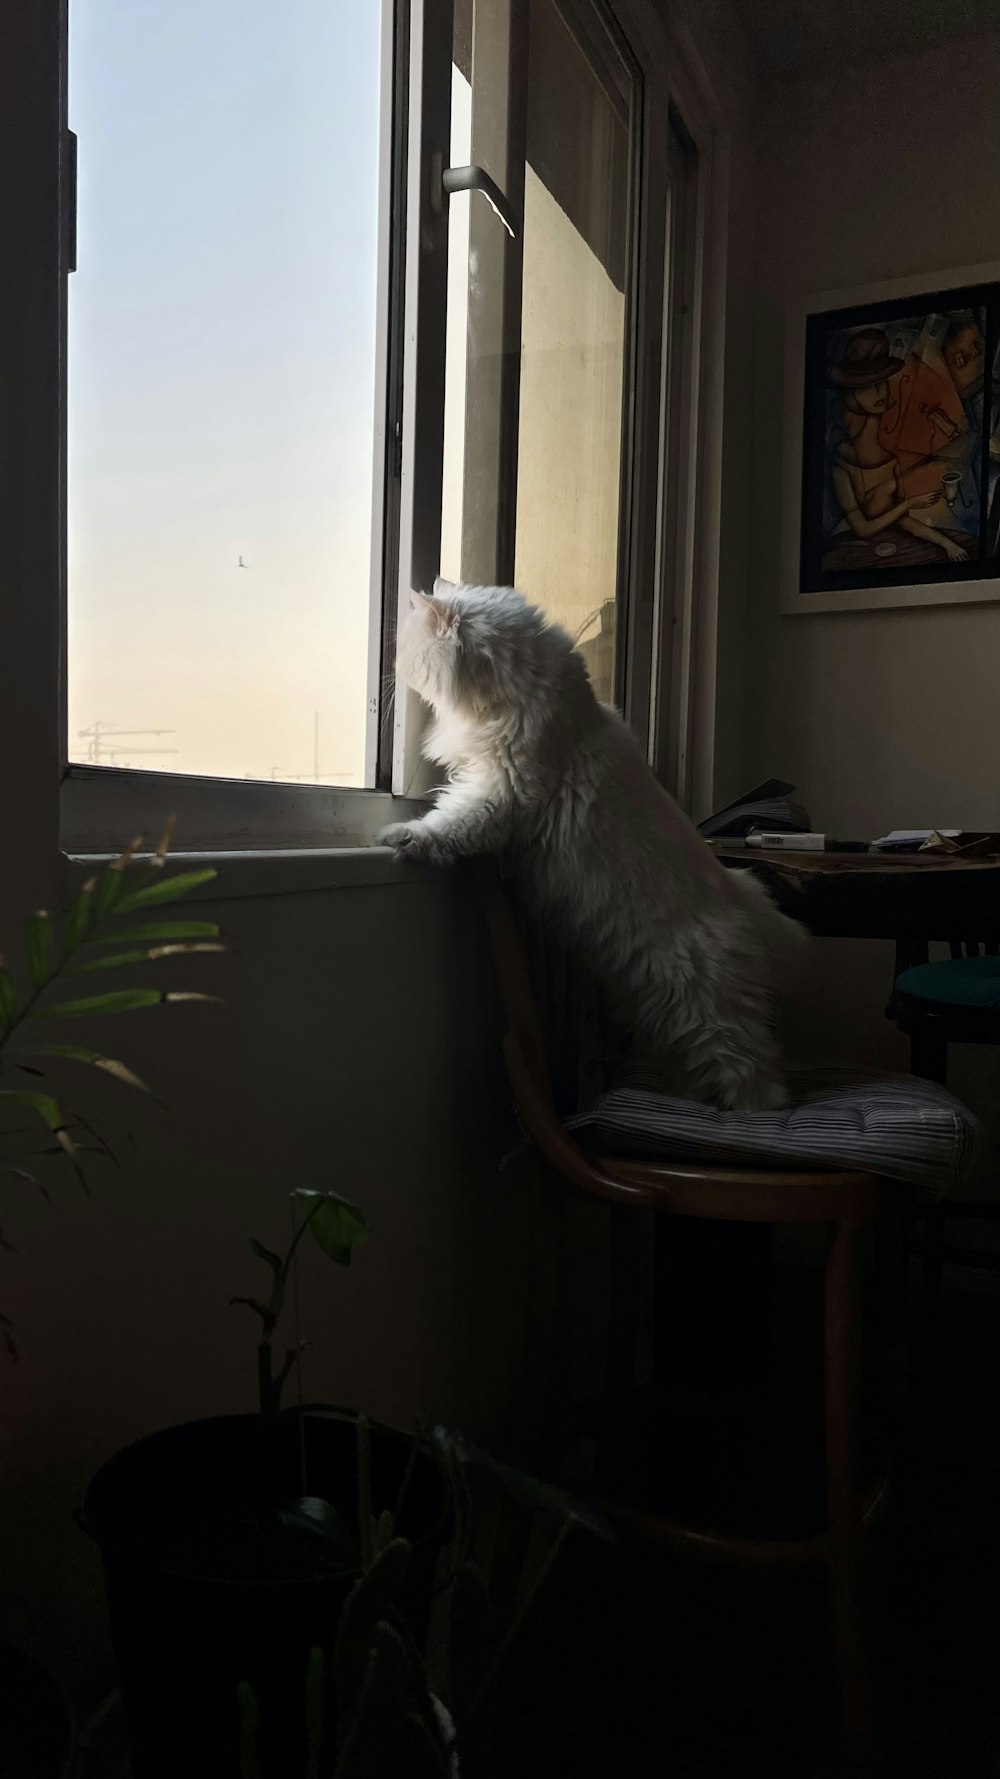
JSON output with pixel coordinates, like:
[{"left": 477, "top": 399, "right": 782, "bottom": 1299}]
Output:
[{"left": 380, "top": 578, "right": 805, "bottom": 1110}]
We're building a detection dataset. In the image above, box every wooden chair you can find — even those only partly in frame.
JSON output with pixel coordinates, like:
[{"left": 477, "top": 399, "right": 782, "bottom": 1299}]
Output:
[
  {"left": 475, "top": 859, "right": 891, "bottom": 1761},
  {"left": 889, "top": 945, "right": 1000, "bottom": 1315}
]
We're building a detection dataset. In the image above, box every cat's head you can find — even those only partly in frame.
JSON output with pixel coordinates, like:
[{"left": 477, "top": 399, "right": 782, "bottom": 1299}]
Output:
[{"left": 396, "top": 576, "right": 566, "bottom": 717}]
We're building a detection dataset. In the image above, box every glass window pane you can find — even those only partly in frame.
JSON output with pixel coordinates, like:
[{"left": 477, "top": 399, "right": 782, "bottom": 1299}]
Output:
[
  {"left": 440, "top": 9, "right": 473, "bottom": 586},
  {"left": 68, "top": 0, "right": 383, "bottom": 785},
  {"left": 515, "top": 0, "right": 633, "bottom": 706},
  {"left": 440, "top": 0, "right": 521, "bottom": 590}
]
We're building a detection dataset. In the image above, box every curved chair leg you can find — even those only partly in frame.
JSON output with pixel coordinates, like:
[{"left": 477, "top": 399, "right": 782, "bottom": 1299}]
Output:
[
  {"left": 915, "top": 1201, "right": 947, "bottom": 1394},
  {"left": 598, "top": 1206, "right": 645, "bottom": 1493},
  {"left": 908, "top": 1014, "right": 949, "bottom": 1087},
  {"left": 825, "top": 1218, "right": 875, "bottom": 1766}
]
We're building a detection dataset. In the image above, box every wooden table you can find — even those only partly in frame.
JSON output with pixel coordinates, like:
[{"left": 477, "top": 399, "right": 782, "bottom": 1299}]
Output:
[{"left": 719, "top": 849, "right": 1000, "bottom": 968}]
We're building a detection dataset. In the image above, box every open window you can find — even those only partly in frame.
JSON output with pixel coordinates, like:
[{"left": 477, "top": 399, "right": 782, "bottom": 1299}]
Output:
[{"left": 36, "top": 0, "right": 721, "bottom": 853}]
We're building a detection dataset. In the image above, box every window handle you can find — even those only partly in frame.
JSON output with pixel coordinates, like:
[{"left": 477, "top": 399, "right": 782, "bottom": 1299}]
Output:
[
  {"left": 65, "top": 130, "right": 78, "bottom": 273},
  {"left": 433, "top": 157, "right": 518, "bottom": 239}
]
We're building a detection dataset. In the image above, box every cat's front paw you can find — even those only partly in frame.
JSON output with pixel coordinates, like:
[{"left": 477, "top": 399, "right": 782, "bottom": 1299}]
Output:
[{"left": 378, "top": 820, "right": 422, "bottom": 855}]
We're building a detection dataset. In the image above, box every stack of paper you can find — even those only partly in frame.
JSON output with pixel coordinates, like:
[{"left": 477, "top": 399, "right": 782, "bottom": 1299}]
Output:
[
  {"left": 698, "top": 779, "right": 811, "bottom": 841},
  {"left": 872, "top": 830, "right": 961, "bottom": 853}
]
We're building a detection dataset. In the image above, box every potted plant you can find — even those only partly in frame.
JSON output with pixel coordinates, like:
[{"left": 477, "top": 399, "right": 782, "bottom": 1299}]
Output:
[
  {"left": 0, "top": 825, "right": 226, "bottom": 1776},
  {"left": 233, "top": 1427, "right": 614, "bottom": 1779},
  {"left": 82, "top": 1195, "right": 452, "bottom": 1779}
]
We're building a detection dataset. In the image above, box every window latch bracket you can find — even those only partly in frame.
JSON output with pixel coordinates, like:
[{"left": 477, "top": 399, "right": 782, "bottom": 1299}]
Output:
[{"left": 430, "top": 154, "right": 518, "bottom": 240}]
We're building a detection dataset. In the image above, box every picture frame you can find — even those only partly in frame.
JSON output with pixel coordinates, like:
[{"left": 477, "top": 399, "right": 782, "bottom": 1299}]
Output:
[{"left": 781, "top": 262, "right": 1000, "bottom": 614}]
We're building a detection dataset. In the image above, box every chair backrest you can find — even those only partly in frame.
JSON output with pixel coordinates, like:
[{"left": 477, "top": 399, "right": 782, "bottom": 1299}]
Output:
[
  {"left": 475, "top": 857, "right": 603, "bottom": 1117},
  {"left": 472, "top": 857, "right": 555, "bottom": 1114}
]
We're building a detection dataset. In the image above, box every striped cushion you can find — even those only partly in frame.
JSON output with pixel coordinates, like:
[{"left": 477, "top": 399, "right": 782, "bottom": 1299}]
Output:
[{"left": 566, "top": 1068, "right": 983, "bottom": 1199}]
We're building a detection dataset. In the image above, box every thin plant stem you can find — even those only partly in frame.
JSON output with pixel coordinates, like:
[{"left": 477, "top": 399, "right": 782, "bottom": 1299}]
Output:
[
  {"left": 459, "top": 1519, "right": 575, "bottom": 1731},
  {"left": 289, "top": 1189, "right": 309, "bottom": 1495}
]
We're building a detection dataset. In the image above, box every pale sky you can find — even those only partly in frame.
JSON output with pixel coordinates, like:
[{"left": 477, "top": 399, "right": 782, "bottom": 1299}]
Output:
[{"left": 68, "top": 0, "right": 382, "bottom": 783}]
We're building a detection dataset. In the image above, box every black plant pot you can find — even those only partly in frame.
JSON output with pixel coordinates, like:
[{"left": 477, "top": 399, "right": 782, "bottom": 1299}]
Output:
[
  {"left": 83, "top": 1412, "right": 448, "bottom": 1779},
  {"left": 0, "top": 1641, "right": 73, "bottom": 1779}
]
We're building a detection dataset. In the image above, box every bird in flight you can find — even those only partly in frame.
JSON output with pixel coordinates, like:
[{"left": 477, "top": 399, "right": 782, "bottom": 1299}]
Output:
[{"left": 238, "top": 555, "right": 249, "bottom": 569}]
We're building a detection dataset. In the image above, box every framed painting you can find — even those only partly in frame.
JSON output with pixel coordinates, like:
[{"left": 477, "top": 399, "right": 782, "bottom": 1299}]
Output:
[{"left": 781, "top": 264, "right": 1000, "bottom": 613}]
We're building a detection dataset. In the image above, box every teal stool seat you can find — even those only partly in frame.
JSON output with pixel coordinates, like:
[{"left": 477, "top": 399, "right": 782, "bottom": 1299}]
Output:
[{"left": 895, "top": 956, "right": 1000, "bottom": 1014}]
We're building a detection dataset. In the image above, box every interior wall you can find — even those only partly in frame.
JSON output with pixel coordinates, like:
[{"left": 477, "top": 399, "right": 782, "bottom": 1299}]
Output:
[
  {"left": 746, "top": 30, "right": 1000, "bottom": 837},
  {"left": 0, "top": 864, "right": 527, "bottom": 1706},
  {"left": 738, "top": 29, "right": 1000, "bottom": 1089},
  {"left": 666, "top": 0, "right": 760, "bottom": 813}
]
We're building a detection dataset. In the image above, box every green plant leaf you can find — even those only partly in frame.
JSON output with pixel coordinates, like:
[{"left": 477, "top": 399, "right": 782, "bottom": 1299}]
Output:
[
  {"left": 32, "top": 989, "right": 163, "bottom": 1019},
  {"left": 70, "top": 943, "right": 225, "bottom": 975},
  {"left": 65, "top": 877, "right": 97, "bottom": 952},
  {"left": 70, "top": 1112, "right": 118, "bottom": 1167},
  {"left": 91, "top": 840, "right": 143, "bottom": 919},
  {"left": 113, "top": 869, "right": 217, "bottom": 915},
  {"left": 0, "top": 1164, "right": 50, "bottom": 1201},
  {"left": 33, "top": 987, "right": 219, "bottom": 1019},
  {"left": 447, "top": 1560, "right": 497, "bottom": 1736},
  {"left": 337, "top": 1616, "right": 449, "bottom": 1779},
  {"left": 68, "top": 950, "right": 151, "bottom": 975},
  {"left": 0, "top": 1090, "right": 90, "bottom": 1189},
  {"left": 357, "top": 1416, "right": 373, "bottom": 1568},
  {"left": 28, "top": 1043, "right": 154, "bottom": 1097},
  {"left": 0, "top": 962, "right": 16, "bottom": 1032},
  {"left": 277, "top": 1495, "right": 359, "bottom": 1568},
  {"left": 296, "top": 1190, "right": 370, "bottom": 1267},
  {"left": 0, "top": 1088, "right": 65, "bottom": 1131},
  {"left": 24, "top": 912, "right": 53, "bottom": 990},
  {"left": 228, "top": 1295, "right": 272, "bottom": 1324},
  {"left": 334, "top": 1537, "right": 412, "bottom": 1731},
  {"left": 236, "top": 1681, "right": 262, "bottom": 1779},
  {"left": 151, "top": 942, "right": 225, "bottom": 959},
  {"left": 152, "top": 816, "right": 177, "bottom": 865},
  {"left": 248, "top": 1236, "right": 284, "bottom": 1273},
  {"left": 372, "top": 1509, "right": 395, "bottom": 1559},
  {"left": 91, "top": 872, "right": 122, "bottom": 920},
  {"left": 433, "top": 1427, "right": 616, "bottom": 1541},
  {"left": 303, "top": 1647, "right": 331, "bottom": 1779},
  {"left": 93, "top": 920, "right": 221, "bottom": 945}
]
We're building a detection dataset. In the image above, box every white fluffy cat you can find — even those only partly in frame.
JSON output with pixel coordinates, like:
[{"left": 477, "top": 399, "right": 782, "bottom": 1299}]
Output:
[{"left": 380, "top": 578, "right": 804, "bottom": 1110}]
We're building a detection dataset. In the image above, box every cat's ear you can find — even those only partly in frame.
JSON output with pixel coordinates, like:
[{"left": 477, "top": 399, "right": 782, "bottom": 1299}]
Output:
[
  {"left": 411, "top": 587, "right": 460, "bottom": 637},
  {"left": 432, "top": 575, "right": 456, "bottom": 599}
]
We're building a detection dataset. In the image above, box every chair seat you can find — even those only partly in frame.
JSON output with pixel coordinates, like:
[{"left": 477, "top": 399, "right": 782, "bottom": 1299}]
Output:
[
  {"left": 566, "top": 1068, "right": 983, "bottom": 1200},
  {"left": 895, "top": 955, "right": 1000, "bottom": 1013}
]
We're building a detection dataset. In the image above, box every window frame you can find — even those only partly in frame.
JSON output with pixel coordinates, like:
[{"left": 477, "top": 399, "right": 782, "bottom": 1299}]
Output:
[
  {"left": 610, "top": 0, "right": 734, "bottom": 819},
  {"left": 392, "top": 0, "right": 732, "bottom": 816},
  {"left": 7, "top": 0, "right": 731, "bottom": 867}
]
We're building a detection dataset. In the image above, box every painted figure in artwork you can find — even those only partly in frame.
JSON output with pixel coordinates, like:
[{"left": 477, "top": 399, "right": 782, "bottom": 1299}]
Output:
[
  {"left": 803, "top": 283, "right": 1000, "bottom": 592},
  {"left": 826, "top": 325, "right": 968, "bottom": 567}
]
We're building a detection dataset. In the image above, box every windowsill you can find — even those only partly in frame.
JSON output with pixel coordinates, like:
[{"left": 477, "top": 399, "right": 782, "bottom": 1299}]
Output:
[
  {"left": 60, "top": 766, "right": 429, "bottom": 865},
  {"left": 62, "top": 844, "right": 435, "bottom": 901}
]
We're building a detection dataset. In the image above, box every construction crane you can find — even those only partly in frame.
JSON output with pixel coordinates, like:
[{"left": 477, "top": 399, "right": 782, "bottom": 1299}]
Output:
[
  {"left": 266, "top": 713, "right": 333, "bottom": 783},
  {"left": 77, "top": 722, "right": 178, "bottom": 767}
]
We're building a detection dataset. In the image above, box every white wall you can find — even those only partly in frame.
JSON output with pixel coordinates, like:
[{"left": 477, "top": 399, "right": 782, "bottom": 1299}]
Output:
[
  {"left": 0, "top": 861, "right": 532, "bottom": 1706},
  {"left": 733, "top": 30, "right": 1000, "bottom": 1091},
  {"left": 667, "top": 0, "right": 761, "bottom": 811},
  {"left": 746, "top": 31, "right": 1000, "bottom": 837}
]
